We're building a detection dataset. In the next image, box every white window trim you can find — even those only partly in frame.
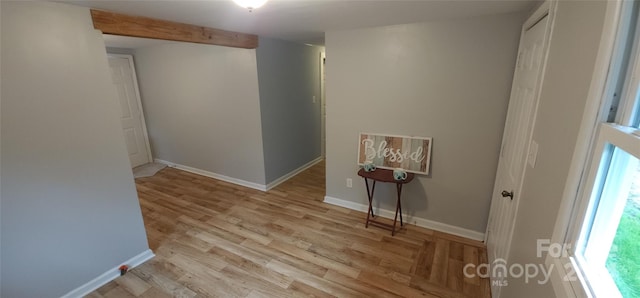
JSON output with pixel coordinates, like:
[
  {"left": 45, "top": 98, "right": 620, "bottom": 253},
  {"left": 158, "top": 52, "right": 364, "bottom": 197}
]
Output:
[
  {"left": 548, "top": 0, "right": 640, "bottom": 297},
  {"left": 580, "top": 126, "right": 638, "bottom": 264},
  {"left": 574, "top": 124, "right": 639, "bottom": 298}
]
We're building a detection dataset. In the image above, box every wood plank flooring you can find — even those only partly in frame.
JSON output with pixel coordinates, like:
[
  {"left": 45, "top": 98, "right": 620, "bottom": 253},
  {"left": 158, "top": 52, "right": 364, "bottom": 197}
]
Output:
[{"left": 87, "top": 161, "right": 490, "bottom": 297}]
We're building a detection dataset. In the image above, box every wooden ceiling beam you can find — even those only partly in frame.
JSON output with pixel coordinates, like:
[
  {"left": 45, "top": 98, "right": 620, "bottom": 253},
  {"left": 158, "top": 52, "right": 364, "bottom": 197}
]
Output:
[{"left": 90, "top": 9, "right": 258, "bottom": 49}]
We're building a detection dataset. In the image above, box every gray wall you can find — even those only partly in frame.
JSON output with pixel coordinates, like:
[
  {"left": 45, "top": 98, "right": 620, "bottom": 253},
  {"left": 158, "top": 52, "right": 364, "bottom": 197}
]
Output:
[
  {"left": 0, "top": 0, "right": 3, "bottom": 293},
  {"left": 1, "top": 2, "right": 150, "bottom": 297},
  {"left": 501, "top": 1, "right": 607, "bottom": 297},
  {"left": 324, "top": 13, "right": 524, "bottom": 234},
  {"left": 133, "top": 43, "right": 267, "bottom": 185},
  {"left": 256, "top": 37, "right": 323, "bottom": 184}
]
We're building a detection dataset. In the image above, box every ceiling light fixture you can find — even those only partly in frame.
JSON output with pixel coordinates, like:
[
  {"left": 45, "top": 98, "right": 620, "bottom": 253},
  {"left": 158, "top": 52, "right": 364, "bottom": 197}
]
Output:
[{"left": 232, "top": 0, "right": 268, "bottom": 12}]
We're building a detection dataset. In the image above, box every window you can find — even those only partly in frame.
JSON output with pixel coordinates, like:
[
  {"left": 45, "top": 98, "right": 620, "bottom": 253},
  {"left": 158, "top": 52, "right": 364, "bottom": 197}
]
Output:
[
  {"left": 605, "top": 162, "right": 640, "bottom": 297},
  {"left": 576, "top": 130, "right": 640, "bottom": 297},
  {"left": 555, "top": 2, "right": 640, "bottom": 297}
]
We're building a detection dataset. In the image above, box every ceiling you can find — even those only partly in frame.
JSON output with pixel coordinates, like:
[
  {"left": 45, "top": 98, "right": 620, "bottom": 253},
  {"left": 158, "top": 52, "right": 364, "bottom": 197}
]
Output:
[
  {"left": 62, "top": 0, "right": 538, "bottom": 45},
  {"left": 103, "top": 34, "right": 184, "bottom": 49}
]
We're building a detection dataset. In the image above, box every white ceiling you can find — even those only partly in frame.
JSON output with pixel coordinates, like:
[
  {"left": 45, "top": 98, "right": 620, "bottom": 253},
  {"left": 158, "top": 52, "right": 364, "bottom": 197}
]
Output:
[{"left": 62, "top": 0, "right": 538, "bottom": 45}]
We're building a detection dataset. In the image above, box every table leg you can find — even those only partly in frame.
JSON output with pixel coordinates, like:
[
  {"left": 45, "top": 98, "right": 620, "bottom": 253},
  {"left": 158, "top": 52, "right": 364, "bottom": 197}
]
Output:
[
  {"left": 370, "top": 181, "right": 376, "bottom": 217},
  {"left": 391, "top": 183, "right": 400, "bottom": 236},
  {"left": 364, "top": 179, "right": 376, "bottom": 228},
  {"left": 392, "top": 183, "right": 406, "bottom": 236},
  {"left": 397, "top": 183, "right": 403, "bottom": 226}
]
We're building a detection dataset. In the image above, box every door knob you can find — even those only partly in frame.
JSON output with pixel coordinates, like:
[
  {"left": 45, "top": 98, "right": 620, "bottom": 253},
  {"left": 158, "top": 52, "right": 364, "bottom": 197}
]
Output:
[{"left": 501, "top": 190, "right": 514, "bottom": 200}]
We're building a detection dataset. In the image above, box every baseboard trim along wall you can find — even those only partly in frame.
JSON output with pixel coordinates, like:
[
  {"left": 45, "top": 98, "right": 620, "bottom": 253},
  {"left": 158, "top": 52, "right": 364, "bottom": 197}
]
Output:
[
  {"left": 61, "top": 249, "right": 155, "bottom": 298},
  {"left": 323, "top": 196, "right": 485, "bottom": 241},
  {"left": 155, "top": 157, "right": 323, "bottom": 192},
  {"left": 265, "top": 157, "right": 324, "bottom": 191},
  {"left": 154, "top": 159, "right": 268, "bottom": 191}
]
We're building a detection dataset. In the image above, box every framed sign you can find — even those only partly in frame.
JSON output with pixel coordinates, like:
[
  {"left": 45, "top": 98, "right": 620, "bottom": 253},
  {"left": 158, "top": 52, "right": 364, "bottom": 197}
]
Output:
[{"left": 357, "top": 133, "right": 432, "bottom": 175}]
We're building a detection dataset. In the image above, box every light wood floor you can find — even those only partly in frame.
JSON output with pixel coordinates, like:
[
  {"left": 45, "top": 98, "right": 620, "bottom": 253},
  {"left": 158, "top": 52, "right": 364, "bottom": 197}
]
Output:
[{"left": 87, "top": 161, "right": 490, "bottom": 298}]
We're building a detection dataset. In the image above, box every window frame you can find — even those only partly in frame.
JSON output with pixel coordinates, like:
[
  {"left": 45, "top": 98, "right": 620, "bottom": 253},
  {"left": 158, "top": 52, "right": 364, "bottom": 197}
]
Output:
[
  {"left": 575, "top": 125, "right": 639, "bottom": 297},
  {"left": 548, "top": 0, "right": 640, "bottom": 297}
]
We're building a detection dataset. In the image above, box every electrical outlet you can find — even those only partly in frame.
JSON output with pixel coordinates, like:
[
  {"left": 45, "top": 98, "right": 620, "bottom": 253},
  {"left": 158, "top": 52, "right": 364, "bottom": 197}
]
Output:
[
  {"left": 313, "top": 95, "right": 316, "bottom": 103},
  {"left": 346, "top": 178, "right": 352, "bottom": 188}
]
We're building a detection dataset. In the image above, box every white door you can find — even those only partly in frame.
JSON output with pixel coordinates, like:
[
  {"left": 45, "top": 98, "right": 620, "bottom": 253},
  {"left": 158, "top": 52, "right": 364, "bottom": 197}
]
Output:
[
  {"left": 320, "top": 52, "right": 326, "bottom": 158},
  {"left": 108, "top": 55, "right": 152, "bottom": 168},
  {"left": 485, "top": 6, "right": 552, "bottom": 297}
]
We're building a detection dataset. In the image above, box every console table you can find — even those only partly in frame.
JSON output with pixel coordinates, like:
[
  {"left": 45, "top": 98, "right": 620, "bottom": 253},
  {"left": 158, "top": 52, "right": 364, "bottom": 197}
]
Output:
[{"left": 357, "top": 168, "right": 415, "bottom": 236}]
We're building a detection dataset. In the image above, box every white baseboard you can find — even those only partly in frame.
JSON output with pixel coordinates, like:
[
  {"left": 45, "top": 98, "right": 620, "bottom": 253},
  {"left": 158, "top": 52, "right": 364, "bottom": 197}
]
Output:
[
  {"left": 266, "top": 157, "right": 323, "bottom": 191},
  {"left": 154, "top": 159, "right": 267, "bottom": 192},
  {"left": 61, "top": 249, "right": 155, "bottom": 298},
  {"left": 323, "top": 196, "right": 485, "bottom": 241}
]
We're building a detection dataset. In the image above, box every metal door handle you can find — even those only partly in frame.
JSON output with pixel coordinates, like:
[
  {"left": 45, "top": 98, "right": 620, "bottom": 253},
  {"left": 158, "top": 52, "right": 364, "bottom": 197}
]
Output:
[{"left": 501, "top": 190, "right": 514, "bottom": 200}]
